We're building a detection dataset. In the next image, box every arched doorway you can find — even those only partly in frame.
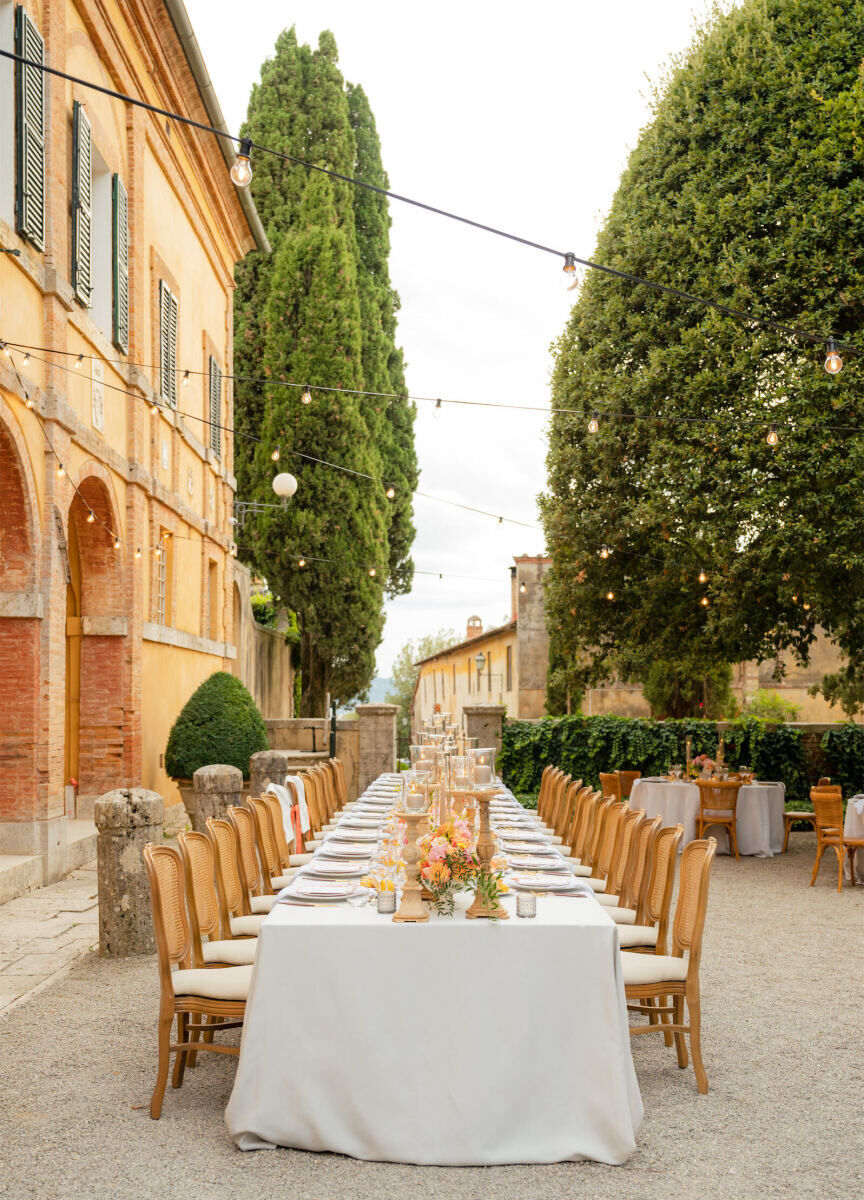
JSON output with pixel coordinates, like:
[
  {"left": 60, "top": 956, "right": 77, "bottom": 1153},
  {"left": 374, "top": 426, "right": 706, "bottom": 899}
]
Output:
[
  {"left": 66, "top": 476, "right": 126, "bottom": 807},
  {"left": 0, "top": 416, "right": 39, "bottom": 822}
]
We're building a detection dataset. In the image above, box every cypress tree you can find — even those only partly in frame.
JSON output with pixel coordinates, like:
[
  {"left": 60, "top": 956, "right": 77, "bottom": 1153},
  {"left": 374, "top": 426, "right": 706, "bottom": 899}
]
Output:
[{"left": 233, "top": 30, "right": 415, "bottom": 713}]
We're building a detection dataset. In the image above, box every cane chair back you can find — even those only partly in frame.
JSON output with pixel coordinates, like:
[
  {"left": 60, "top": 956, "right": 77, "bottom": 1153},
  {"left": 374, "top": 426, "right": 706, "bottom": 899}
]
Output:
[
  {"left": 330, "top": 757, "right": 349, "bottom": 806},
  {"left": 643, "top": 824, "right": 684, "bottom": 951},
  {"left": 809, "top": 788, "right": 864, "bottom": 890},
  {"left": 263, "top": 792, "right": 293, "bottom": 869},
  {"left": 556, "top": 778, "right": 582, "bottom": 840},
  {"left": 594, "top": 801, "right": 626, "bottom": 880},
  {"left": 177, "top": 831, "right": 221, "bottom": 967},
  {"left": 817, "top": 777, "right": 834, "bottom": 787},
  {"left": 608, "top": 807, "right": 644, "bottom": 896},
  {"left": 144, "top": 842, "right": 192, "bottom": 971},
  {"left": 586, "top": 796, "right": 617, "bottom": 870},
  {"left": 549, "top": 773, "right": 572, "bottom": 837},
  {"left": 615, "top": 770, "right": 642, "bottom": 800},
  {"left": 623, "top": 814, "right": 662, "bottom": 912},
  {"left": 228, "top": 805, "right": 268, "bottom": 897},
  {"left": 302, "top": 770, "right": 326, "bottom": 833},
  {"left": 598, "top": 772, "right": 620, "bottom": 800},
  {"left": 576, "top": 792, "right": 606, "bottom": 866},
  {"left": 315, "top": 764, "right": 337, "bottom": 822},
  {"left": 249, "top": 797, "right": 281, "bottom": 883},
  {"left": 562, "top": 786, "right": 591, "bottom": 853},
  {"left": 671, "top": 837, "right": 717, "bottom": 965},
  {"left": 696, "top": 780, "right": 742, "bottom": 861},
  {"left": 537, "top": 766, "right": 559, "bottom": 826},
  {"left": 205, "top": 817, "right": 249, "bottom": 925}
]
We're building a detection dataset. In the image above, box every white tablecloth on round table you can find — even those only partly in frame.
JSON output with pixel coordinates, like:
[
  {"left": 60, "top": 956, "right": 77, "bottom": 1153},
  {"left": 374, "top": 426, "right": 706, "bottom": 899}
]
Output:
[
  {"left": 629, "top": 778, "right": 784, "bottom": 857},
  {"left": 843, "top": 795, "right": 864, "bottom": 881},
  {"left": 225, "top": 893, "right": 642, "bottom": 1165}
]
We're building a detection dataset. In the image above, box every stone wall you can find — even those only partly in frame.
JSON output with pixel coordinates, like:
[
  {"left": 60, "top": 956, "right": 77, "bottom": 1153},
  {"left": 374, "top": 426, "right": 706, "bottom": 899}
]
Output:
[{"left": 232, "top": 562, "right": 294, "bottom": 720}]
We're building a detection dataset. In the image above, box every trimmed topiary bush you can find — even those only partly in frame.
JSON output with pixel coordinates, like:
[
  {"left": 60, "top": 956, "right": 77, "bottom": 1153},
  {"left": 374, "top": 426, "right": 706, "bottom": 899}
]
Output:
[{"left": 165, "top": 672, "right": 267, "bottom": 781}]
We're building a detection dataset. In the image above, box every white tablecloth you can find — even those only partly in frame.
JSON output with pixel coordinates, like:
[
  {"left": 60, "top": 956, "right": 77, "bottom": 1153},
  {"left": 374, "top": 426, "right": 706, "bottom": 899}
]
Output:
[
  {"left": 629, "top": 778, "right": 784, "bottom": 857},
  {"left": 225, "top": 779, "right": 643, "bottom": 1165},
  {"left": 843, "top": 795, "right": 864, "bottom": 881}
]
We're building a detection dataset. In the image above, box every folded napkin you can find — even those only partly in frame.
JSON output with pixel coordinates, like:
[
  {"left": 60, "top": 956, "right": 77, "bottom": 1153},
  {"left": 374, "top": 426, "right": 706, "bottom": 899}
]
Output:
[
  {"left": 265, "top": 783, "right": 309, "bottom": 850},
  {"left": 284, "top": 775, "right": 311, "bottom": 833}
]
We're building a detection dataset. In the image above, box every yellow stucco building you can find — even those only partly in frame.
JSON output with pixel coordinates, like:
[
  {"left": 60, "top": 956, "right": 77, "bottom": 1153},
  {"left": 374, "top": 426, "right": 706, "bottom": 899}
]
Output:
[{"left": 0, "top": 0, "right": 269, "bottom": 885}]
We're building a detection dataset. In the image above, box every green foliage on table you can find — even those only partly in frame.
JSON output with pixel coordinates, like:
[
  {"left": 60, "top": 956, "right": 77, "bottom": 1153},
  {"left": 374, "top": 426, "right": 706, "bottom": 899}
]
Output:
[
  {"left": 500, "top": 715, "right": 811, "bottom": 801},
  {"left": 233, "top": 29, "right": 416, "bottom": 715},
  {"left": 384, "top": 628, "right": 458, "bottom": 729},
  {"left": 640, "top": 661, "right": 737, "bottom": 719},
  {"left": 541, "top": 0, "right": 864, "bottom": 707},
  {"left": 743, "top": 688, "right": 800, "bottom": 722},
  {"left": 820, "top": 725, "right": 864, "bottom": 800},
  {"left": 165, "top": 672, "right": 268, "bottom": 781}
]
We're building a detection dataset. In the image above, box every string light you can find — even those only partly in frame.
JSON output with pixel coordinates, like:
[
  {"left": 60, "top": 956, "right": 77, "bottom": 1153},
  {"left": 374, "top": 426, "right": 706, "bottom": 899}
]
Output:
[
  {"left": 802, "top": 601, "right": 811, "bottom": 611},
  {"left": 588, "top": 412, "right": 600, "bottom": 433},
  {"left": 25, "top": 394, "right": 33, "bottom": 409},
  {"left": 519, "top": 581, "right": 527, "bottom": 594},
  {"left": 154, "top": 546, "right": 162, "bottom": 558},
  {"left": 182, "top": 370, "right": 190, "bottom": 387},
  {"left": 22, "top": 351, "right": 30, "bottom": 366},
  {"left": 1, "top": 342, "right": 11, "bottom": 357},
  {"left": 562, "top": 251, "right": 577, "bottom": 290},
  {"left": 230, "top": 137, "right": 253, "bottom": 188},
  {"left": 700, "top": 596, "right": 709, "bottom": 607},
  {"left": 86, "top": 510, "right": 95, "bottom": 523},
  {"left": 113, "top": 537, "right": 121, "bottom": 550},
  {"left": 74, "top": 354, "right": 83, "bottom": 368},
  {"left": 606, "top": 590, "right": 615, "bottom": 601},
  {"left": 368, "top": 567, "right": 377, "bottom": 577},
  {"left": 297, "top": 557, "right": 306, "bottom": 568},
  {"left": 56, "top": 464, "right": 65, "bottom": 479},
  {"left": 271, "top": 446, "right": 281, "bottom": 462},
  {"left": 150, "top": 400, "right": 160, "bottom": 414},
  {"left": 599, "top": 544, "right": 611, "bottom": 559},
  {"left": 385, "top": 485, "right": 395, "bottom": 499},
  {"left": 433, "top": 399, "right": 443, "bottom": 419},
  {"left": 300, "top": 385, "right": 312, "bottom": 406},
  {"left": 824, "top": 338, "right": 843, "bottom": 375},
  {"left": 767, "top": 424, "right": 780, "bottom": 447},
  {"left": 698, "top": 569, "right": 707, "bottom": 583},
  {"left": 134, "top": 547, "right": 142, "bottom": 559}
]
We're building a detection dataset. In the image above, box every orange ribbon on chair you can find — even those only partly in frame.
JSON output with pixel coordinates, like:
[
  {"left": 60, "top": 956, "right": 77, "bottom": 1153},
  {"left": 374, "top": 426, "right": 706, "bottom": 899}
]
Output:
[{"left": 290, "top": 804, "right": 304, "bottom": 855}]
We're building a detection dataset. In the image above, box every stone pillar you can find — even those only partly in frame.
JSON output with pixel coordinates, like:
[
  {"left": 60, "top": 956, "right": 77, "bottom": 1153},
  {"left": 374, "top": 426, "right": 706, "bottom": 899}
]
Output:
[
  {"left": 463, "top": 704, "right": 506, "bottom": 759},
  {"left": 94, "top": 788, "right": 164, "bottom": 957},
  {"left": 355, "top": 704, "right": 398, "bottom": 793},
  {"left": 188, "top": 764, "right": 243, "bottom": 831},
  {"left": 249, "top": 749, "right": 329, "bottom": 798}
]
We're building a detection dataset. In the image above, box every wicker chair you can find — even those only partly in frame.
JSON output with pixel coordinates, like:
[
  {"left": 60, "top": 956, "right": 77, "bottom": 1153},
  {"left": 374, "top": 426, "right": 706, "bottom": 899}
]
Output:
[
  {"left": 142, "top": 843, "right": 250, "bottom": 1119},
  {"left": 696, "top": 779, "right": 742, "bottom": 861},
  {"left": 623, "top": 837, "right": 718, "bottom": 1093},
  {"left": 248, "top": 797, "right": 296, "bottom": 892},
  {"left": 602, "top": 815, "right": 663, "bottom": 925},
  {"left": 809, "top": 788, "right": 864, "bottom": 891},
  {"left": 615, "top": 770, "right": 642, "bottom": 800},
  {"left": 177, "top": 831, "right": 257, "bottom": 967},
  {"left": 205, "top": 816, "right": 267, "bottom": 938},
  {"left": 598, "top": 772, "right": 620, "bottom": 800},
  {"left": 617, "top": 824, "right": 685, "bottom": 953}
]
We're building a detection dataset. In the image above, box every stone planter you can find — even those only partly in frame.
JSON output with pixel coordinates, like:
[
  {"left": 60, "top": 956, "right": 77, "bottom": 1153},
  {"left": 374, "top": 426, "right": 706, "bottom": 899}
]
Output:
[{"left": 186, "top": 764, "right": 245, "bottom": 832}]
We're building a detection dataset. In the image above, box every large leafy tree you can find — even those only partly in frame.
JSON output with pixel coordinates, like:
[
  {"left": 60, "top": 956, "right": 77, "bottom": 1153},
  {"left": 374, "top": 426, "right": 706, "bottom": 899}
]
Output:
[
  {"left": 541, "top": 0, "right": 864, "bottom": 703},
  {"left": 234, "top": 30, "right": 416, "bottom": 714}
]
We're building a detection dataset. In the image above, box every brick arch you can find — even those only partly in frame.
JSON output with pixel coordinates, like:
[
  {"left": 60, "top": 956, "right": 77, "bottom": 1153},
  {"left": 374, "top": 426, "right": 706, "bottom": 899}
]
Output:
[
  {"left": 67, "top": 471, "right": 125, "bottom": 617},
  {"left": 0, "top": 409, "right": 39, "bottom": 591}
]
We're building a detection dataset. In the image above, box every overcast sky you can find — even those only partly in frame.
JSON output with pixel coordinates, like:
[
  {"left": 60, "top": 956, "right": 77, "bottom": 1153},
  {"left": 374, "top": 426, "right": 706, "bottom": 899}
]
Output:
[{"left": 186, "top": 0, "right": 724, "bottom": 678}]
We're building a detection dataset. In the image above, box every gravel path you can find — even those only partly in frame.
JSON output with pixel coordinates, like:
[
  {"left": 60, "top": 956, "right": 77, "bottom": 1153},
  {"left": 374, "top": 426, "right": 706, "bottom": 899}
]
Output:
[{"left": 1, "top": 833, "right": 862, "bottom": 1200}]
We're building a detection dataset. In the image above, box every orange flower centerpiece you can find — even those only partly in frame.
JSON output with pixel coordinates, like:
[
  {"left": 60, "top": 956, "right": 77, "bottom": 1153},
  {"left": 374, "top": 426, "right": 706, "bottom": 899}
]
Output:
[{"left": 417, "top": 816, "right": 503, "bottom": 917}]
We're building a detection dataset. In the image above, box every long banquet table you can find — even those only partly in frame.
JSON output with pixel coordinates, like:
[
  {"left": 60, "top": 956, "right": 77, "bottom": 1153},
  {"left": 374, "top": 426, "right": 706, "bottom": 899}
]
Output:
[
  {"left": 225, "top": 775, "right": 643, "bottom": 1165},
  {"left": 629, "top": 777, "right": 784, "bottom": 857}
]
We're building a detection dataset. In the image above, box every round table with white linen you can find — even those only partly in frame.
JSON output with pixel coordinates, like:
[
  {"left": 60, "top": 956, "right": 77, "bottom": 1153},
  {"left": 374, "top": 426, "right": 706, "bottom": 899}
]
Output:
[
  {"left": 629, "top": 777, "right": 784, "bottom": 857},
  {"left": 843, "top": 795, "right": 864, "bottom": 881}
]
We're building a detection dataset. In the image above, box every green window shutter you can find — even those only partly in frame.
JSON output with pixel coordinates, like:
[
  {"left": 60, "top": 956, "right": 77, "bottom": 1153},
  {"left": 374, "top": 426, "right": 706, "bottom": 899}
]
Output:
[
  {"left": 14, "top": 5, "right": 45, "bottom": 251},
  {"left": 208, "top": 356, "right": 222, "bottom": 459},
  {"left": 71, "top": 102, "right": 93, "bottom": 305},
  {"left": 159, "top": 280, "right": 178, "bottom": 406},
  {"left": 112, "top": 175, "right": 129, "bottom": 353}
]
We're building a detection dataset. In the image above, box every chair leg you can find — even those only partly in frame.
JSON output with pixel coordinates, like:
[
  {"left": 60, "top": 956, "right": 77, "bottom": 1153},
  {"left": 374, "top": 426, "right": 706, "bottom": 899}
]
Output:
[
  {"left": 810, "top": 842, "right": 826, "bottom": 887},
  {"left": 849, "top": 846, "right": 857, "bottom": 888},
  {"left": 150, "top": 1014, "right": 173, "bottom": 1119},
  {"left": 687, "top": 982, "right": 708, "bottom": 1094},
  {"left": 782, "top": 817, "right": 791, "bottom": 854},
  {"left": 833, "top": 845, "right": 844, "bottom": 893},
  {"left": 172, "top": 1012, "right": 189, "bottom": 1089},
  {"left": 660, "top": 993, "right": 673, "bottom": 1048},
  {"left": 729, "top": 822, "right": 740, "bottom": 863},
  {"left": 673, "top": 994, "right": 688, "bottom": 1069}
]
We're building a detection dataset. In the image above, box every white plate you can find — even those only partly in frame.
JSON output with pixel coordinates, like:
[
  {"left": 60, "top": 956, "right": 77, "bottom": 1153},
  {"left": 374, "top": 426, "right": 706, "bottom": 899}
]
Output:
[
  {"left": 341, "top": 817, "right": 384, "bottom": 828},
  {"left": 320, "top": 842, "right": 375, "bottom": 858},
  {"left": 330, "top": 828, "right": 378, "bottom": 842},
  {"left": 508, "top": 873, "right": 581, "bottom": 892},
  {"left": 306, "top": 859, "right": 370, "bottom": 876},
  {"left": 282, "top": 880, "right": 365, "bottom": 901},
  {"left": 506, "top": 855, "right": 569, "bottom": 871}
]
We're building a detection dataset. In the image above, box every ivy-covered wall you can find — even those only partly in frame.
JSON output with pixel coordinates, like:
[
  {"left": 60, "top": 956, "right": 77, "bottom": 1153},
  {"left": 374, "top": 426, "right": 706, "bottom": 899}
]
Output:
[{"left": 500, "top": 716, "right": 864, "bottom": 805}]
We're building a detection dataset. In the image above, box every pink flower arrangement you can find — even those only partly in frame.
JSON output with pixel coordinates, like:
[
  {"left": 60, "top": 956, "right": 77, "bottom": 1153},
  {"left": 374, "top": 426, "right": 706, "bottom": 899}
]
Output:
[{"left": 418, "top": 818, "right": 479, "bottom": 914}]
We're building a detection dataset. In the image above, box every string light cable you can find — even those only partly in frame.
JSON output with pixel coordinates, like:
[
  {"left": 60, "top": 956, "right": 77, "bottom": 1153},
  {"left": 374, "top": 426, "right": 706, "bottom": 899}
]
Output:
[{"left": 0, "top": 49, "right": 856, "bottom": 365}]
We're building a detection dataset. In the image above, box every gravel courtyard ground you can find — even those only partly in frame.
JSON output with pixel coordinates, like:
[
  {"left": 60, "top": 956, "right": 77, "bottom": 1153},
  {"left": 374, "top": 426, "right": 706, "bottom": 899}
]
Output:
[{"left": 0, "top": 832, "right": 862, "bottom": 1200}]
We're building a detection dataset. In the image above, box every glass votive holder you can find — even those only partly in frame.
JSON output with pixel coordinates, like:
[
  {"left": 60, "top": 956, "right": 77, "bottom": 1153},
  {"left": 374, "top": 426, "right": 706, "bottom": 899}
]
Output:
[
  {"left": 469, "top": 747, "right": 496, "bottom": 786},
  {"left": 377, "top": 888, "right": 396, "bottom": 915},
  {"left": 516, "top": 892, "right": 537, "bottom": 918}
]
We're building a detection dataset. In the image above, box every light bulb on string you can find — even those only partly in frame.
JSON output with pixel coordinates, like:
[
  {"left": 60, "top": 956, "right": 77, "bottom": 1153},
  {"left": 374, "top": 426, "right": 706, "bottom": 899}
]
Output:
[
  {"left": 588, "top": 412, "right": 600, "bottom": 434},
  {"left": 562, "top": 251, "right": 578, "bottom": 290},
  {"left": 700, "top": 596, "right": 709, "bottom": 607},
  {"left": 270, "top": 446, "right": 280, "bottom": 462},
  {"left": 154, "top": 546, "right": 162, "bottom": 558},
  {"left": 181, "top": 370, "right": 190, "bottom": 387},
  {"left": 74, "top": 354, "right": 83, "bottom": 368},
  {"left": 1, "top": 342, "right": 11, "bottom": 357},
  {"left": 22, "top": 352, "right": 30, "bottom": 366},
  {"left": 230, "top": 138, "right": 253, "bottom": 188},
  {"left": 385, "top": 485, "right": 395, "bottom": 500},
  {"left": 113, "top": 538, "right": 121, "bottom": 550},
  {"left": 300, "top": 384, "right": 313, "bottom": 406},
  {"left": 86, "top": 510, "right": 95, "bottom": 524},
  {"left": 150, "top": 400, "right": 160, "bottom": 415},
  {"left": 519, "top": 581, "right": 527, "bottom": 594},
  {"left": 297, "top": 557, "right": 306, "bottom": 568},
  {"left": 599, "top": 544, "right": 610, "bottom": 559},
  {"left": 606, "top": 590, "right": 615, "bottom": 601},
  {"left": 803, "top": 601, "right": 811, "bottom": 611},
  {"left": 767, "top": 424, "right": 779, "bottom": 448},
  {"left": 824, "top": 338, "right": 843, "bottom": 375},
  {"left": 368, "top": 567, "right": 377, "bottom": 577},
  {"left": 25, "top": 394, "right": 33, "bottom": 409},
  {"left": 433, "top": 398, "right": 443, "bottom": 419},
  {"left": 56, "top": 464, "right": 65, "bottom": 479},
  {"left": 698, "top": 569, "right": 707, "bottom": 583},
  {"left": 134, "top": 547, "right": 142, "bottom": 559}
]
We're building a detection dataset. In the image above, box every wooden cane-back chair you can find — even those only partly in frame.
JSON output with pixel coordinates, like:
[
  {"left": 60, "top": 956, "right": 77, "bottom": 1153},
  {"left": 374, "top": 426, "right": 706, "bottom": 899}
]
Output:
[
  {"left": 314, "top": 764, "right": 338, "bottom": 825},
  {"left": 586, "top": 796, "right": 617, "bottom": 872},
  {"left": 617, "top": 824, "right": 684, "bottom": 953},
  {"left": 600, "top": 814, "right": 663, "bottom": 921},
  {"left": 695, "top": 779, "right": 742, "bottom": 861},
  {"left": 615, "top": 770, "right": 642, "bottom": 800},
  {"left": 561, "top": 785, "right": 590, "bottom": 854},
  {"left": 548, "top": 773, "right": 572, "bottom": 840},
  {"left": 330, "top": 757, "right": 349, "bottom": 806},
  {"left": 574, "top": 792, "right": 607, "bottom": 870},
  {"left": 300, "top": 770, "right": 326, "bottom": 837},
  {"left": 177, "top": 831, "right": 257, "bottom": 968},
  {"left": 249, "top": 797, "right": 294, "bottom": 891},
  {"left": 537, "top": 766, "right": 560, "bottom": 827},
  {"left": 586, "top": 801, "right": 626, "bottom": 890},
  {"left": 606, "top": 808, "right": 645, "bottom": 898},
  {"left": 810, "top": 788, "right": 864, "bottom": 891},
  {"left": 567, "top": 788, "right": 598, "bottom": 863},
  {"left": 142, "top": 843, "right": 249, "bottom": 1119},
  {"left": 623, "top": 837, "right": 717, "bottom": 1094},
  {"left": 598, "top": 772, "right": 621, "bottom": 800},
  {"left": 262, "top": 792, "right": 294, "bottom": 871},
  {"left": 782, "top": 780, "right": 836, "bottom": 852},
  {"left": 227, "top": 805, "right": 276, "bottom": 913},
  {"left": 205, "top": 817, "right": 266, "bottom": 938},
  {"left": 554, "top": 778, "right": 582, "bottom": 841}
]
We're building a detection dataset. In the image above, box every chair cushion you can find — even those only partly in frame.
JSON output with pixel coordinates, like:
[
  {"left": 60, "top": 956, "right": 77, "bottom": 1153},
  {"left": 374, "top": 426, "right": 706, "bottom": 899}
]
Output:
[
  {"left": 173, "top": 965, "right": 252, "bottom": 1001},
  {"left": 585, "top": 877, "right": 606, "bottom": 892},
  {"left": 271, "top": 872, "right": 298, "bottom": 889},
  {"left": 606, "top": 907, "right": 637, "bottom": 925},
  {"left": 250, "top": 894, "right": 277, "bottom": 914},
  {"left": 621, "top": 953, "right": 687, "bottom": 987},
  {"left": 785, "top": 811, "right": 816, "bottom": 820},
  {"left": 229, "top": 915, "right": 266, "bottom": 937},
  {"left": 595, "top": 892, "right": 620, "bottom": 906},
  {"left": 289, "top": 853, "right": 314, "bottom": 866},
  {"left": 617, "top": 924, "right": 659, "bottom": 949},
  {"left": 202, "top": 939, "right": 257, "bottom": 966},
  {"left": 570, "top": 864, "right": 593, "bottom": 877}
]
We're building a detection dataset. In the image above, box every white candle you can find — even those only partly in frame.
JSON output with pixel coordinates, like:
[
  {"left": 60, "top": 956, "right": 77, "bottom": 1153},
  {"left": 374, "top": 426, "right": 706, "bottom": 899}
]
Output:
[
  {"left": 415, "top": 758, "right": 433, "bottom": 773},
  {"left": 473, "top": 765, "right": 492, "bottom": 784}
]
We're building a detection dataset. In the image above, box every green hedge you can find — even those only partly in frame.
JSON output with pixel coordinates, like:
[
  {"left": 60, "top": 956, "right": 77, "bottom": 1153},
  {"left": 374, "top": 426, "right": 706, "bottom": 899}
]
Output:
[
  {"left": 820, "top": 726, "right": 864, "bottom": 801},
  {"left": 500, "top": 716, "right": 813, "bottom": 802},
  {"left": 165, "top": 671, "right": 268, "bottom": 780}
]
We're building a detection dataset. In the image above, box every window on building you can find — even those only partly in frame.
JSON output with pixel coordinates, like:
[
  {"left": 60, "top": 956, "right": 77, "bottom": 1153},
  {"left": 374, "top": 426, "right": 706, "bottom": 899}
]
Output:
[
  {"left": 506, "top": 644, "right": 512, "bottom": 691},
  {"left": 208, "top": 559, "right": 219, "bottom": 640},
  {"left": 112, "top": 175, "right": 129, "bottom": 352},
  {"left": 155, "top": 528, "right": 172, "bottom": 625},
  {"left": 0, "top": 3, "right": 15, "bottom": 227},
  {"left": 209, "top": 357, "right": 222, "bottom": 459},
  {"left": 158, "top": 280, "right": 179, "bottom": 406},
  {"left": 14, "top": 4, "right": 45, "bottom": 250}
]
